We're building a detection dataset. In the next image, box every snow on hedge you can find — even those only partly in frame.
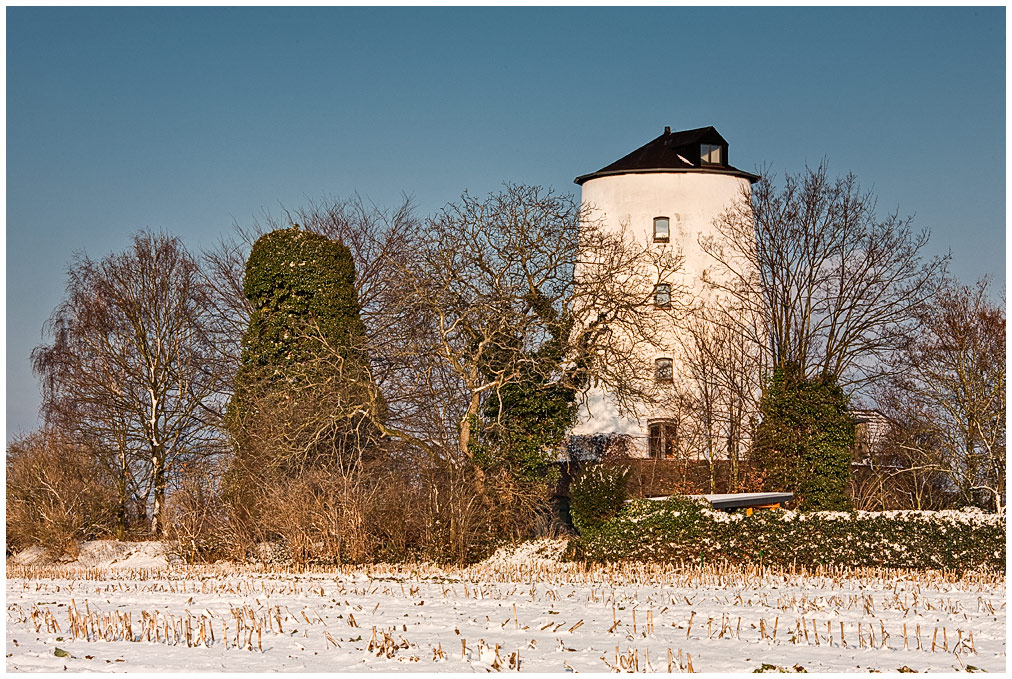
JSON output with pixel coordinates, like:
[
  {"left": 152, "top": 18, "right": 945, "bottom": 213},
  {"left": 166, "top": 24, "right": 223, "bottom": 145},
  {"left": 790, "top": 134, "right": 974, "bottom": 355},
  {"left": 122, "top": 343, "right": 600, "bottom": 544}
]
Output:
[{"left": 574, "top": 498, "right": 1006, "bottom": 571}]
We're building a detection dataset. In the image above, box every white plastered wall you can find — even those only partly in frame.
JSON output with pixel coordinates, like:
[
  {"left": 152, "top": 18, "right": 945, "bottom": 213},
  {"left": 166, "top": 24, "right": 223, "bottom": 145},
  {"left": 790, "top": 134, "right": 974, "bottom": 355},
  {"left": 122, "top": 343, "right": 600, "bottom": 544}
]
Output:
[{"left": 572, "top": 171, "right": 753, "bottom": 454}]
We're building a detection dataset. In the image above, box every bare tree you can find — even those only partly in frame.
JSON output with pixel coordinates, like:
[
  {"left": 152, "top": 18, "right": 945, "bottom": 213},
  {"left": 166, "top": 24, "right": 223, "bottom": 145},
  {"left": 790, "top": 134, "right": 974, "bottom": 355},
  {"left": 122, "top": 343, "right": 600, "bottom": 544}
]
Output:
[
  {"left": 199, "top": 234, "right": 254, "bottom": 392},
  {"left": 847, "top": 422, "right": 952, "bottom": 511},
  {"left": 876, "top": 278, "right": 1005, "bottom": 513},
  {"left": 677, "top": 306, "right": 765, "bottom": 491},
  {"left": 701, "top": 162, "right": 947, "bottom": 387},
  {"left": 677, "top": 319, "right": 722, "bottom": 491},
  {"left": 32, "top": 232, "right": 228, "bottom": 535},
  {"left": 379, "top": 184, "right": 685, "bottom": 464}
]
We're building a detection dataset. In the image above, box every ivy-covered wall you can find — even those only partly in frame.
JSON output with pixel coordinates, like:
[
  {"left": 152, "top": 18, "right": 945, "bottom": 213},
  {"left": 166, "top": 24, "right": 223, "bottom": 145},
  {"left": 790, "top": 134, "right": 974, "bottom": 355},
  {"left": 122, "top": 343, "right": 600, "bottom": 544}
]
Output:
[{"left": 569, "top": 497, "right": 1005, "bottom": 572}]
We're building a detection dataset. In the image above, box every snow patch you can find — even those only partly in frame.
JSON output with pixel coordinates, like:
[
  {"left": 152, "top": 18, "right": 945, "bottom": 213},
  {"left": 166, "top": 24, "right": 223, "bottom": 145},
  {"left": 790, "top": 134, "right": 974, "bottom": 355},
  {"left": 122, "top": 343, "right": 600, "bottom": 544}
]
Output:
[
  {"left": 478, "top": 539, "right": 567, "bottom": 569},
  {"left": 9, "top": 540, "right": 179, "bottom": 570}
]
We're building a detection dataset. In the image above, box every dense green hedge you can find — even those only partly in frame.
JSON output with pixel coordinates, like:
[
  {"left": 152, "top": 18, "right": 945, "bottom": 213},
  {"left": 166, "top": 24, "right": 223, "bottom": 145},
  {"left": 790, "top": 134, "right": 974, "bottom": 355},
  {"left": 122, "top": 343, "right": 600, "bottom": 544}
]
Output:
[{"left": 569, "top": 497, "right": 1005, "bottom": 572}]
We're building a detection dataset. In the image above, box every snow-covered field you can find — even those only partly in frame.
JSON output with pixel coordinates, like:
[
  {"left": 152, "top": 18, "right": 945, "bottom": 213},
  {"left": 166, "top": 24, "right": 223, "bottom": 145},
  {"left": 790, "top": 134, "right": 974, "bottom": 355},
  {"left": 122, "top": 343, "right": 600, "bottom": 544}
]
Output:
[{"left": 6, "top": 540, "right": 1006, "bottom": 673}]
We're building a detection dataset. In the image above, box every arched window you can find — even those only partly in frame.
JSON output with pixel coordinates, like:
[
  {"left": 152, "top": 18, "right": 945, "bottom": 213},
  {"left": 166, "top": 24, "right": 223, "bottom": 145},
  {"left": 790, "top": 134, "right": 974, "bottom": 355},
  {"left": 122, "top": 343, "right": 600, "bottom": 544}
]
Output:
[
  {"left": 655, "top": 357, "right": 673, "bottom": 381},
  {"left": 653, "top": 217, "right": 670, "bottom": 242},
  {"left": 648, "top": 419, "right": 677, "bottom": 459}
]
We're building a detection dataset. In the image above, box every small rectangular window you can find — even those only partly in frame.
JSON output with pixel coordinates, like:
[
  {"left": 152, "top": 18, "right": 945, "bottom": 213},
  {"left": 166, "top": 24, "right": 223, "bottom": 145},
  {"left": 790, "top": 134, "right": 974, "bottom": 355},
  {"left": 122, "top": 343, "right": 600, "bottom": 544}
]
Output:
[
  {"left": 701, "top": 144, "right": 722, "bottom": 165},
  {"left": 654, "top": 283, "right": 671, "bottom": 308},
  {"left": 648, "top": 420, "right": 677, "bottom": 459},
  {"left": 655, "top": 357, "right": 673, "bottom": 381},
  {"left": 653, "top": 217, "right": 670, "bottom": 242}
]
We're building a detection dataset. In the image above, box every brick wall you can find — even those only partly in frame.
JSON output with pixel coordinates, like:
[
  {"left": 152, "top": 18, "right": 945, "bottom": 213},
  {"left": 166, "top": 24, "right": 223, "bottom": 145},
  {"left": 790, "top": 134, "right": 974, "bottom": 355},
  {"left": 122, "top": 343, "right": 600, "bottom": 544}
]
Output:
[{"left": 557, "top": 458, "right": 754, "bottom": 499}]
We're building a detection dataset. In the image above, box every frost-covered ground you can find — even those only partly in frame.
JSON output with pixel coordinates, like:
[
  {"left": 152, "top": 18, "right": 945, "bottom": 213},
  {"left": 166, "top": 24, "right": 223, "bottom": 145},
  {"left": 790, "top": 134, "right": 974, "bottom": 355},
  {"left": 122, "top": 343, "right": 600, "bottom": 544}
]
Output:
[{"left": 6, "top": 540, "right": 1006, "bottom": 673}]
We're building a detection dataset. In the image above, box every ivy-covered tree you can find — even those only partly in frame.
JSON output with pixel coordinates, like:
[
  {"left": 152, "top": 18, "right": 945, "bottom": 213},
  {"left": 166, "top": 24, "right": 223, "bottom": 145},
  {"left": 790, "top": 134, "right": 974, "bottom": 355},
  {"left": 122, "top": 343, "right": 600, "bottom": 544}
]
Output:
[
  {"left": 228, "top": 226, "right": 379, "bottom": 473},
  {"left": 470, "top": 293, "right": 580, "bottom": 487},
  {"left": 750, "top": 363, "right": 855, "bottom": 510},
  {"left": 237, "top": 226, "right": 366, "bottom": 383}
]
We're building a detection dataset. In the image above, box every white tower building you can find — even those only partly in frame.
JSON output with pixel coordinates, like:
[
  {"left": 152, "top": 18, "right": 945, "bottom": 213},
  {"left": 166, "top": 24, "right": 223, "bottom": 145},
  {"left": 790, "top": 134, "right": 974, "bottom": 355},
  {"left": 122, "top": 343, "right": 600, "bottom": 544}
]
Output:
[{"left": 570, "top": 126, "right": 758, "bottom": 459}]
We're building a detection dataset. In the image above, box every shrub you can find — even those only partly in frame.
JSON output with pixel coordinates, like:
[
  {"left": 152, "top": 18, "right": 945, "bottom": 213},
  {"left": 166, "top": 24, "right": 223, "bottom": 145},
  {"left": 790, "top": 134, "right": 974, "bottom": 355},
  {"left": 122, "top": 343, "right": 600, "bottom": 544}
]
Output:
[
  {"left": 217, "top": 444, "right": 523, "bottom": 566},
  {"left": 164, "top": 460, "right": 229, "bottom": 564},
  {"left": 6, "top": 431, "right": 119, "bottom": 556},
  {"left": 751, "top": 363, "right": 855, "bottom": 510},
  {"left": 219, "top": 456, "right": 390, "bottom": 565},
  {"left": 571, "top": 497, "right": 1005, "bottom": 572},
  {"left": 568, "top": 464, "right": 630, "bottom": 534}
]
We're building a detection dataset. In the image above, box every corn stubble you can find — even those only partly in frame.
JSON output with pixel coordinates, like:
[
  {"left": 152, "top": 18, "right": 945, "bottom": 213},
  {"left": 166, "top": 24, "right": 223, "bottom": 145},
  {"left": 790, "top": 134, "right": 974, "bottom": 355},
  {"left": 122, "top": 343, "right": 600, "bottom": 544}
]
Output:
[{"left": 6, "top": 559, "right": 1002, "bottom": 672}]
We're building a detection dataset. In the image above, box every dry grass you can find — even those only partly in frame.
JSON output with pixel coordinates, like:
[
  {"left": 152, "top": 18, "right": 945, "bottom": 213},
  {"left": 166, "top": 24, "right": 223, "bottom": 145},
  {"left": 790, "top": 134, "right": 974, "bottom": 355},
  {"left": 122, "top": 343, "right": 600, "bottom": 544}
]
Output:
[{"left": 7, "top": 558, "right": 1005, "bottom": 589}]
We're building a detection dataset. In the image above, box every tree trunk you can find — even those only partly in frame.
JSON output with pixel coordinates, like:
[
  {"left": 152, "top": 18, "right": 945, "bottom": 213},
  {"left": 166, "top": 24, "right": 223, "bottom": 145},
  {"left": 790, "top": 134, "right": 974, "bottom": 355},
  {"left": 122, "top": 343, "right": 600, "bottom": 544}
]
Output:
[
  {"left": 149, "top": 450, "right": 166, "bottom": 537},
  {"left": 116, "top": 487, "right": 128, "bottom": 540},
  {"left": 116, "top": 445, "right": 129, "bottom": 539},
  {"left": 458, "top": 392, "right": 486, "bottom": 490},
  {"left": 728, "top": 426, "right": 739, "bottom": 493},
  {"left": 458, "top": 391, "right": 482, "bottom": 459}
]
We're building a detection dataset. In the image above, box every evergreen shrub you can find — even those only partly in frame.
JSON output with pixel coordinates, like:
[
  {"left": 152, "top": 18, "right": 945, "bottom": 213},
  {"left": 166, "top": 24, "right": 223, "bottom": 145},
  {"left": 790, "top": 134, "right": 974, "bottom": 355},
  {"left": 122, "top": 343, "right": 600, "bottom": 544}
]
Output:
[
  {"left": 569, "top": 464, "right": 630, "bottom": 534},
  {"left": 751, "top": 363, "right": 855, "bottom": 511}
]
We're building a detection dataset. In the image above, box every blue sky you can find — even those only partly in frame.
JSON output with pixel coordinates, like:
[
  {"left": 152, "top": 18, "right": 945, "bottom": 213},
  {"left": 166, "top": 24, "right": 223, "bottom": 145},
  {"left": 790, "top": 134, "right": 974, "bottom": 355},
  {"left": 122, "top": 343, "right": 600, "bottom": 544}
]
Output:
[{"left": 6, "top": 7, "right": 1005, "bottom": 436}]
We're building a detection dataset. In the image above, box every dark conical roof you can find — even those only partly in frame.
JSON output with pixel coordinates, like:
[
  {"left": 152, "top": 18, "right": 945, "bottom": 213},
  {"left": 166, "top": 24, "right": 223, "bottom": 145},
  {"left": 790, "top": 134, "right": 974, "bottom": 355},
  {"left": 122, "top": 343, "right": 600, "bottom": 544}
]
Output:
[{"left": 575, "top": 126, "right": 759, "bottom": 185}]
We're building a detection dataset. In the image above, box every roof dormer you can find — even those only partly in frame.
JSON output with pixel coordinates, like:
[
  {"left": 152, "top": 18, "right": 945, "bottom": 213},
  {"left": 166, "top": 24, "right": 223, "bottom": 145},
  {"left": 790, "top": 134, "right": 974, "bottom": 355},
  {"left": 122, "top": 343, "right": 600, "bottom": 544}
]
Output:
[{"left": 574, "top": 125, "right": 757, "bottom": 185}]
